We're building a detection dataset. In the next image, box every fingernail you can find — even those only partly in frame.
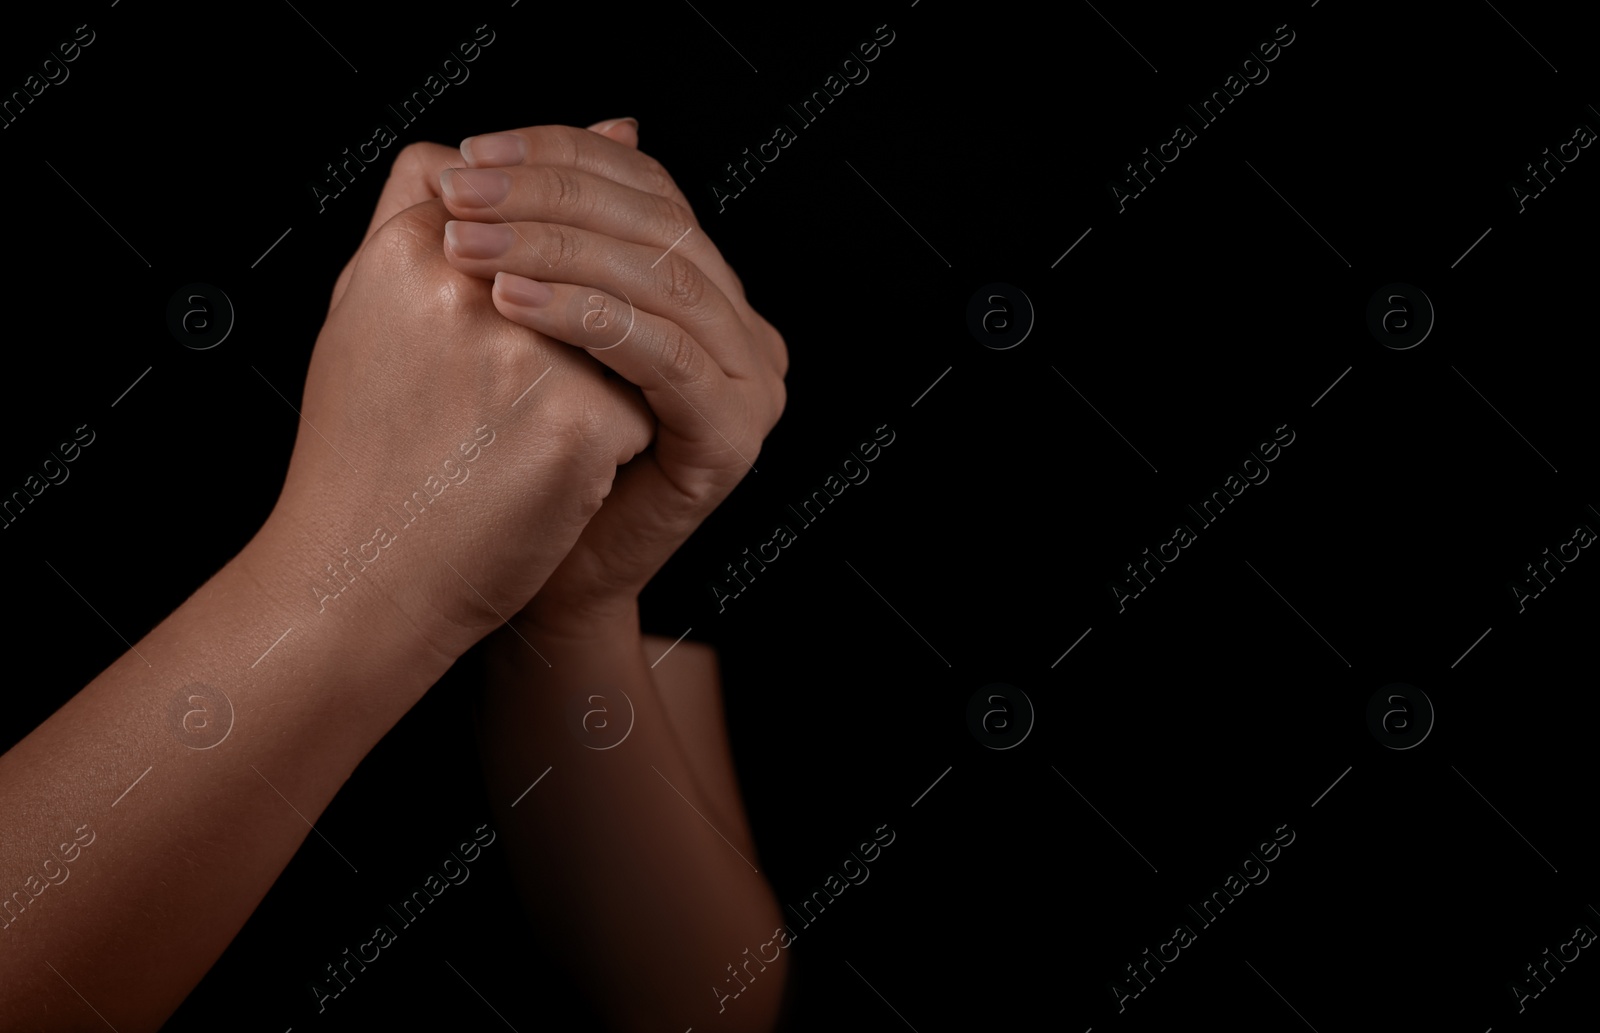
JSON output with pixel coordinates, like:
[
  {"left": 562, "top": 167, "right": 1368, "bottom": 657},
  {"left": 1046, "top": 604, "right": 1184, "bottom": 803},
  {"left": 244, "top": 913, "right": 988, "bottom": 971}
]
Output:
[
  {"left": 591, "top": 117, "right": 640, "bottom": 135},
  {"left": 459, "top": 133, "right": 527, "bottom": 166},
  {"left": 496, "top": 272, "right": 554, "bottom": 308},
  {"left": 441, "top": 168, "right": 511, "bottom": 207},
  {"left": 445, "top": 220, "right": 514, "bottom": 259}
]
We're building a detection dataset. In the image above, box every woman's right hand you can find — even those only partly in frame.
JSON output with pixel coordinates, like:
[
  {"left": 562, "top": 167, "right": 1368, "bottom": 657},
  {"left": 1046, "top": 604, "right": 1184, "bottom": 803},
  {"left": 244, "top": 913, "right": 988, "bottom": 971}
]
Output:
[{"left": 252, "top": 177, "right": 656, "bottom": 671}]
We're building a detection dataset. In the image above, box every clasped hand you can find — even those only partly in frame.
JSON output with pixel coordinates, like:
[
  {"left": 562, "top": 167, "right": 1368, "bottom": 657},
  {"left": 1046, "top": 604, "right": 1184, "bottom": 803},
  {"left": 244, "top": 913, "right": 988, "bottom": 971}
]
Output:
[{"left": 270, "top": 118, "right": 787, "bottom": 658}]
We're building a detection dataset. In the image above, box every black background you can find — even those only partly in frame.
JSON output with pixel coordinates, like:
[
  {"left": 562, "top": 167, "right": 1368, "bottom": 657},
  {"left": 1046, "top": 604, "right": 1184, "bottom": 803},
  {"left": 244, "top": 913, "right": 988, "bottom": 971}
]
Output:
[{"left": 2, "top": 1, "right": 1595, "bottom": 1030}]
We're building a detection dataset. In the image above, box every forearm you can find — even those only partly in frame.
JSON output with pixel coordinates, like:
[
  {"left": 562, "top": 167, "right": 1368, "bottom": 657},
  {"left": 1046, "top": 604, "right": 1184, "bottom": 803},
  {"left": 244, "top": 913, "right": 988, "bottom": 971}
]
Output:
[
  {"left": 478, "top": 609, "right": 787, "bottom": 1032},
  {"left": 0, "top": 520, "right": 455, "bottom": 1031},
  {"left": 639, "top": 632, "right": 754, "bottom": 856}
]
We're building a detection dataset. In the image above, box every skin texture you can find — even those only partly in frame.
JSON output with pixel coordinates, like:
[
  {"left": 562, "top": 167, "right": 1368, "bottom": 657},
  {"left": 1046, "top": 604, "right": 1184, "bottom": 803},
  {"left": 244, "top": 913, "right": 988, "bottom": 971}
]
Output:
[
  {"left": 326, "top": 134, "right": 791, "bottom": 1025},
  {"left": 0, "top": 117, "right": 790, "bottom": 1029},
  {"left": 455, "top": 121, "right": 790, "bottom": 1032},
  {"left": 446, "top": 122, "right": 788, "bottom": 633},
  {"left": 0, "top": 190, "right": 650, "bottom": 1028}
]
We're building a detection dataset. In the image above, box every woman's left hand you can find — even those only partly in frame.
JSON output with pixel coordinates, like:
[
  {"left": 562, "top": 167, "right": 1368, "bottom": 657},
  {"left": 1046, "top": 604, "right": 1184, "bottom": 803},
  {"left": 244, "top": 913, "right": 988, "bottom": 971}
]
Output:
[{"left": 440, "top": 120, "right": 788, "bottom": 635}]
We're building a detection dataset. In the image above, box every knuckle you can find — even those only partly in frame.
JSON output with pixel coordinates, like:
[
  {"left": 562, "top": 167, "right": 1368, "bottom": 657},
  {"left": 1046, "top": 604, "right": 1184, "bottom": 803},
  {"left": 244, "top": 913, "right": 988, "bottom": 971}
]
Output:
[
  {"left": 544, "top": 403, "right": 632, "bottom": 514},
  {"left": 639, "top": 155, "right": 678, "bottom": 199},
  {"left": 364, "top": 210, "right": 483, "bottom": 321},
  {"left": 366, "top": 210, "right": 435, "bottom": 276},
  {"left": 538, "top": 126, "right": 583, "bottom": 170},
  {"left": 391, "top": 142, "right": 433, "bottom": 179},
  {"left": 660, "top": 468, "right": 715, "bottom": 511},
  {"left": 546, "top": 222, "right": 585, "bottom": 269},
  {"left": 545, "top": 456, "right": 611, "bottom": 523},
  {"left": 664, "top": 197, "right": 693, "bottom": 224},
  {"left": 575, "top": 473, "right": 621, "bottom": 521},
  {"left": 427, "top": 271, "right": 481, "bottom": 321},
  {"left": 364, "top": 223, "right": 417, "bottom": 275},
  {"left": 543, "top": 419, "right": 597, "bottom": 483},
  {"left": 549, "top": 390, "right": 609, "bottom": 448},
  {"left": 656, "top": 321, "right": 701, "bottom": 377},
  {"left": 660, "top": 254, "right": 708, "bottom": 315},
  {"left": 537, "top": 164, "right": 582, "bottom": 216},
  {"left": 572, "top": 394, "right": 613, "bottom": 442},
  {"left": 388, "top": 141, "right": 454, "bottom": 193},
  {"left": 658, "top": 196, "right": 696, "bottom": 241}
]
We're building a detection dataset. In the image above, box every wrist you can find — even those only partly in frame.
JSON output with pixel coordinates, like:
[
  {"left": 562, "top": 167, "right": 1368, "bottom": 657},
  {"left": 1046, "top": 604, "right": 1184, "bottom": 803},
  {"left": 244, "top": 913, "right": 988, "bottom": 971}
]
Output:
[
  {"left": 485, "top": 595, "right": 646, "bottom": 712},
  {"left": 239, "top": 512, "right": 463, "bottom": 688},
  {"left": 515, "top": 591, "right": 642, "bottom": 646}
]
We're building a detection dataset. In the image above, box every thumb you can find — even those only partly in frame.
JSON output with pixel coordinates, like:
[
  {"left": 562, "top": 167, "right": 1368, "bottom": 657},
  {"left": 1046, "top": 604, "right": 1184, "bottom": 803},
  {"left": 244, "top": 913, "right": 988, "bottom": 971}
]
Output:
[{"left": 586, "top": 117, "right": 640, "bottom": 149}]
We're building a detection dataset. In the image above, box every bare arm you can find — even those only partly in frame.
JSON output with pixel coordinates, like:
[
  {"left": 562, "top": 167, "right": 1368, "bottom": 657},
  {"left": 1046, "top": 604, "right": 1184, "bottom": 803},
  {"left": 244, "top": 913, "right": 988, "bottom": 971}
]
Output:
[
  {"left": 441, "top": 119, "right": 792, "bottom": 1031},
  {"left": 640, "top": 632, "right": 753, "bottom": 856},
  {"left": 477, "top": 613, "right": 787, "bottom": 1033},
  {"left": 0, "top": 525, "right": 453, "bottom": 1031},
  {"left": 0, "top": 158, "right": 658, "bottom": 1029}
]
